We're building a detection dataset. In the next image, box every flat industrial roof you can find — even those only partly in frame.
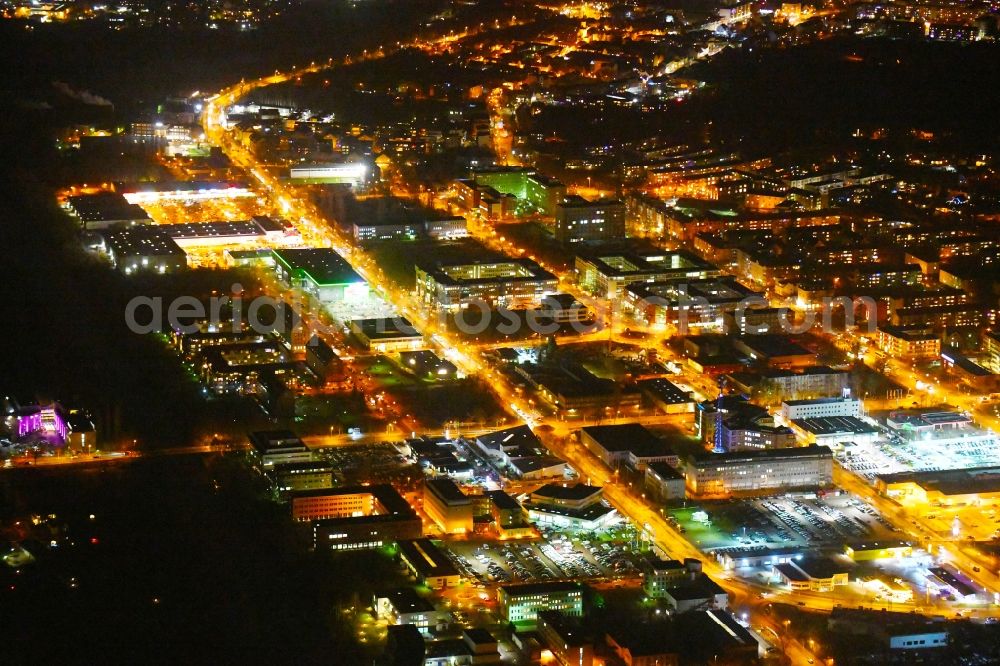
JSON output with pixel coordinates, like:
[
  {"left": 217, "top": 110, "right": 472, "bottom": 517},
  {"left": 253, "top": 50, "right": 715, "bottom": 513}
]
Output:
[
  {"left": 425, "top": 478, "right": 470, "bottom": 504},
  {"left": 791, "top": 416, "right": 879, "bottom": 436},
  {"left": 272, "top": 248, "right": 364, "bottom": 286},
  {"left": 398, "top": 538, "right": 459, "bottom": 578},
  {"left": 581, "top": 423, "right": 665, "bottom": 457},
  {"left": 351, "top": 317, "right": 421, "bottom": 340},
  {"left": 877, "top": 466, "right": 1000, "bottom": 496},
  {"left": 530, "top": 483, "right": 602, "bottom": 503},
  {"left": 638, "top": 378, "right": 694, "bottom": 405},
  {"left": 248, "top": 429, "right": 307, "bottom": 454},
  {"left": 690, "top": 445, "right": 833, "bottom": 466},
  {"left": 476, "top": 425, "right": 540, "bottom": 452},
  {"left": 499, "top": 581, "right": 582, "bottom": 596}
]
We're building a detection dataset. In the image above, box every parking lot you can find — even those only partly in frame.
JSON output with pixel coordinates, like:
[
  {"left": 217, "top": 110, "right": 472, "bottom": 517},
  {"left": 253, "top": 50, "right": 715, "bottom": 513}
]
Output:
[
  {"left": 445, "top": 531, "right": 646, "bottom": 585},
  {"left": 311, "top": 442, "right": 415, "bottom": 484},
  {"left": 840, "top": 436, "right": 1000, "bottom": 484},
  {"left": 670, "top": 493, "right": 901, "bottom": 556}
]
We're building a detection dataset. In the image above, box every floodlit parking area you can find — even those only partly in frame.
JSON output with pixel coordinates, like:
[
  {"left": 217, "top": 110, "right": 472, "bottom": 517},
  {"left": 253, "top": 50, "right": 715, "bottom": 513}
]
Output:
[
  {"left": 139, "top": 196, "right": 274, "bottom": 225},
  {"left": 445, "top": 531, "right": 646, "bottom": 585},
  {"left": 312, "top": 442, "right": 413, "bottom": 480},
  {"left": 919, "top": 504, "right": 1000, "bottom": 542},
  {"left": 840, "top": 437, "right": 1000, "bottom": 484},
  {"left": 670, "top": 493, "right": 901, "bottom": 554}
]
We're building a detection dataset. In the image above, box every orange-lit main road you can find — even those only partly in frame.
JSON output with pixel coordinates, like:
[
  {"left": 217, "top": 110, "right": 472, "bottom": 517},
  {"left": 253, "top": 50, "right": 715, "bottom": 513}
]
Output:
[{"left": 195, "top": 24, "right": 1000, "bottom": 663}]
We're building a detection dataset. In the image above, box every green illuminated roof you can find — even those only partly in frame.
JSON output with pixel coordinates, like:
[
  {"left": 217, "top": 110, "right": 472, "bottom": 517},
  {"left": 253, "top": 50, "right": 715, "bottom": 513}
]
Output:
[{"left": 271, "top": 248, "right": 364, "bottom": 286}]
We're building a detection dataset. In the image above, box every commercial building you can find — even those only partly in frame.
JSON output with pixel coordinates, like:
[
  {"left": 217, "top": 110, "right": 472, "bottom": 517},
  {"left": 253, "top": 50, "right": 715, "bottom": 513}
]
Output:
[
  {"left": 311, "top": 484, "right": 422, "bottom": 551},
  {"left": 351, "top": 209, "right": 467, "bottom": 242},
  {"left": 732, "top": 334, "right": 816, "bottom": 367},
  {"left": 272, "top": 248, "right": 369, "bottom": 305},
  {"left": 100, "top": 225, "right": 187, "bottom": 274},
  {"left": 780, "top": 397, "right": 861, "bottom": 421},
  {"left": 535, "top": 293, "right": 592, "bottom": 324},
  {"left": 498, "top": 581, "right": 584, "bottom": 626},
  {"left": 483, "top": 490, "right": 534, "bottom": 539},
  {"left": 885, "top": 410, "right": 974, "bottom": 438},
  {"left": 605, "top": 610, "right": 757, "bottom": 665},
  {"left": 790, "top": 416, "right": 880, "bottom": 447},
  {"left": 291, "top": 487, "right": 384, "bottom": 522},
  {"left": 624, "top": 277, "right": 765, "bottom": 332},
  {"left": 248, "top": 430, "right": 313, "bottom": 467},
  {"left": 985, "top": 330, "right": 1000, "bottom": 373},
  {"left": 515, "top": 361, "right": 640, "bottom": 414},
  {"left": 397, "top": 538, "right": 462, "bottom": 589},
  {"left": 663, "top": 575, "right": 729, "bottom": 613},
  {"left": 697, "top": 395, "right": 796, "bottom": 452},
  {"left": 773, "top": 557, "right": 851, "bottom": 592},
  {"left": 844, "top": 540, "right": 914, "bottom": 561},
  {"left": 637, "top": 378, "right": 695, "bottom": 415},
  {"left": 473, "top": 425, "right": 569, "bottom": 481},
  {"left": 554, "top": 197, "right": 626, "bottom": 243},
  {"left": 642, "top": 557, "right": 700, "bottom": 598},
  {"left": 65, "top": 192, "right": 152, "bottom": 230},
  {"left": 288, "top": 162, "right": 368, "bottom": 186},
  {"left": 305, "top": 335, "right": 342, "bottom": 382},
  {"left": 536, "top": 611, "right": 594, "bottom": 666},
  {"left": 349, "top": 317, "right": 423, "bottom": 353},
  {"left": 941, "top": 347, "right": 1000, "bottom": 391},
  {"left": 415, "top": 258, "right": 558, "bottom": 310},
  {"left": 721, "top": 408, "right": 796, "bottom": 452},
  {"left": 423, "top": 478, "right": 474, "bottom": 534},
  {"left": 525, "top": 483, "right": 617, "bottom": 531},
  {"left": 265, "top": 459, "right": 335, "bottom": 494},
  {"left": 875, "top": 466, "right": 1000, "bottom": 507},
  {"left": 466, "top": 167, "right": 567, "bottom": 216},
  {"left": 644, "top": 461, "right": 687, "bottom": 502},
  {"left": 374, "top": 588, "right": 452, "bottom": 635},
  {"left": 157, "top": 217, "right": 294, "bottom": 248},
  {"left": 685, "top": 445, "right": 834, "bottom": 497},
  {"left": 717, "top": 546, "right": 805, "bottom": 571},
  {"left": 576, "top": 250, "right": 720, "bottom": 300},
  {"left": 399, "top": 350, "right": 456, "bottom": 380},
  {"left": 578, "top": 423, "right": 676, "bottom": 471},
  {"left": 117, "top": 180, "right": 254, "bottom": 203},
  {"left": 828, "top": 608, "right": 948, "bottom": 652},
  {"left": 420, "top": 628, "right": 501, "bottom": 666}
]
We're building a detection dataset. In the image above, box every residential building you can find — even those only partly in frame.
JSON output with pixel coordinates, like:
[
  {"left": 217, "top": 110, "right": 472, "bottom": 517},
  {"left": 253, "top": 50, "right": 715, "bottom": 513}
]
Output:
[
  {"left": 554, "top": 197, "right": 626, "bottom": 243},
  {"left": 876, "top": 325, "right": 941, "bottom": 359}
]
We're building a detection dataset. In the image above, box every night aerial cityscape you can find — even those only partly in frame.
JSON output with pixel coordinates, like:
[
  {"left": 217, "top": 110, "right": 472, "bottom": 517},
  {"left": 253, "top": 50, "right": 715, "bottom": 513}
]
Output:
[{"left": 3, "top": 1, "right": 1000, "bottom": 665}]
